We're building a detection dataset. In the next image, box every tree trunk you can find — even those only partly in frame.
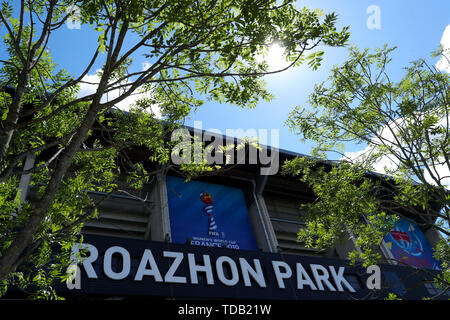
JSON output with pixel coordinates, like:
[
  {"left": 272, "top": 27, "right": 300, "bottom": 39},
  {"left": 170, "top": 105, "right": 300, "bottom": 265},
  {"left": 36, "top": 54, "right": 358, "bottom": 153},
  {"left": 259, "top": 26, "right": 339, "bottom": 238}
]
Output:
[
  {"left": 0, "top": 70, "right": 29, "bottom": 163},
  {"left": 0, "top": 98, "right": 103, "bottom": 281}
]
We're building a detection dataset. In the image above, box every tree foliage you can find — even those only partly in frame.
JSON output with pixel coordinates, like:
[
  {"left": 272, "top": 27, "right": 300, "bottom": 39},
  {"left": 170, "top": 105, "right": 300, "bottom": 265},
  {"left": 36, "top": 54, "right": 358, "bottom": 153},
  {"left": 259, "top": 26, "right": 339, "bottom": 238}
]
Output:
[
  {"left": 0, "top": 0, "right": 349, "bottom": 298},
  {"left": 284, "top": 45, "right": 450, "bottom": 295}
]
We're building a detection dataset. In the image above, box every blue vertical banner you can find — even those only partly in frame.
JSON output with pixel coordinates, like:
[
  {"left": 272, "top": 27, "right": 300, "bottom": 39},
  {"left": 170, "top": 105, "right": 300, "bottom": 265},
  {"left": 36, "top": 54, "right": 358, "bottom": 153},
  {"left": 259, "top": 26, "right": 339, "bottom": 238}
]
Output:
[
  {"left": 383, "top": 219, "right": 441, "bottom": 270},
  {"left": 166, "top": 175, "right": 259, "bottom": 251}
]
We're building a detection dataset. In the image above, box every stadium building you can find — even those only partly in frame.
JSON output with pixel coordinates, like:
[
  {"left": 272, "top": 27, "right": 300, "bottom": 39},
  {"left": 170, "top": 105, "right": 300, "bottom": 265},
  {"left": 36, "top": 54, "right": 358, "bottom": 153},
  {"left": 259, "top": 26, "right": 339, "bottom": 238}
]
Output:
[{"left": 39, "top": 125, "right": 445, "bottom": 301}]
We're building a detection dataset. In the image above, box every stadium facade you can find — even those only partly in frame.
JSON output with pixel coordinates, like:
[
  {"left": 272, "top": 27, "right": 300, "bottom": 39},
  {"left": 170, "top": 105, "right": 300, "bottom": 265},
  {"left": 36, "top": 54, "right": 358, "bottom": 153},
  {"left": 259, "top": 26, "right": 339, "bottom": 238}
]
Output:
[{"left": 48, "top": 126, "right": 446, "bottom": 300}]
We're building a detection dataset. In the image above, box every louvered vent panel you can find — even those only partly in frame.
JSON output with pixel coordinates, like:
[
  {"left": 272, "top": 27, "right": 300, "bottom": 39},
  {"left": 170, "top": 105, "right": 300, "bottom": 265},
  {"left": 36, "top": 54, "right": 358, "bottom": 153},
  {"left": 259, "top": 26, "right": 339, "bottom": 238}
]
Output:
[
  {"left": 82, "top": 193, "right": 152, "bottom": 240},
  {"left": 264, "top": 192, "right": 324, "bottom": 256}
]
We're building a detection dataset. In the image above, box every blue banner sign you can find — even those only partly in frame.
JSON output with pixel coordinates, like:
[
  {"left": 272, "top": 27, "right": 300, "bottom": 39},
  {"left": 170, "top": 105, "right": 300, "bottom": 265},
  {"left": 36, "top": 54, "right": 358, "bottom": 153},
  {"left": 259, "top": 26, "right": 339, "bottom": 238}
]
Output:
[
  {"left": 383, "top": 219, "right": 441, "bottom": 270},
  {"left": 166, "top": 176, "right": 259, "bottom": 251}
]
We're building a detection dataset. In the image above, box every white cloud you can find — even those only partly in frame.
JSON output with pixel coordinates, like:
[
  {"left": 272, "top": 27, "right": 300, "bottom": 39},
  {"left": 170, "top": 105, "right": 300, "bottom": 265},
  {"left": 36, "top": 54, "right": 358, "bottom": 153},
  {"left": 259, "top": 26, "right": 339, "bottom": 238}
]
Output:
[
  {"left": 432, "top": 26, "right": 450, "bottom": 187},
  {"left": 343, "top": 117, "right": 450, "bottom": 189},
  {"left": 78, "top": 63, "right": 161, "bottom": 118},
  {"left": 343, "top": 140, "right": 399, "bottom": 176},
  {"left": 141, "top": 61, "right": 151, "bottom": 72},
  {"left": 77, "top": 71, "right": 101, "bottom": 100},
  {"left": 343, "top": 118, "right": 401, "bottom": 173},
  {"left": 436, "top": 24, "right": 450, "bottom": 74},
  {"left": 344, "top": 147, "right": 399, "bottom": 175},
  {"left": 342, "top": 24, "right": 450, "bottom": 190},
  {"left": 345, "top": 142, "right": 450, "bottom": 189},
  {"left": 424, "top": 160, "right": 450, "bottom": 189}
]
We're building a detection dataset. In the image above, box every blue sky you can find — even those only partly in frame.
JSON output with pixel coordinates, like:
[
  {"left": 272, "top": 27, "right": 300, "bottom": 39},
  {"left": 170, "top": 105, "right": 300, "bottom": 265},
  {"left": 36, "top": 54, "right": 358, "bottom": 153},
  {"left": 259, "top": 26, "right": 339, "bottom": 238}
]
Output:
[
  {"left": 183, "top": 0, "right": 450, "bottom": 156},
  {"left": 2, "top": 1, "right": 450, "bottom": 157}
]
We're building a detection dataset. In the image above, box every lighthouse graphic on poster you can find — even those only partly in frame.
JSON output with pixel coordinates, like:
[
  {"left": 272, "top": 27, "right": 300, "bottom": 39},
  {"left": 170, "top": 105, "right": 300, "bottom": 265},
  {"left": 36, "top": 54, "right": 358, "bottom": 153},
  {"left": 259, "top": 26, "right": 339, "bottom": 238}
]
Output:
[{"left": 200, "top": 191, "right": 223, "bottom": 238}]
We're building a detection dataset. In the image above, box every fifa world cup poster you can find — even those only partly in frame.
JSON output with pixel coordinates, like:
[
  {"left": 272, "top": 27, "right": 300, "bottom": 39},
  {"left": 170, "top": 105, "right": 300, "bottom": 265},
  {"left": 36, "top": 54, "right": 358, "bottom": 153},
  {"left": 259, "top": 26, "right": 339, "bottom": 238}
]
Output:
[
  {"left": 383, "top": 218, "right": 441, "bottom": 270},
  {"left": 166, "top": 175, "right": 259, "bottom": 251}
]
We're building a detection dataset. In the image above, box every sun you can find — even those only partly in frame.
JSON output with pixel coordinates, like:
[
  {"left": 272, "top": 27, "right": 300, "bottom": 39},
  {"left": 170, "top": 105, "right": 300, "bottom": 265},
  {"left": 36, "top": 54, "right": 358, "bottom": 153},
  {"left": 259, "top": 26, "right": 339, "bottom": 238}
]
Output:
[{"left": 264, "top": 42, "right": 288, "bottom": 71}]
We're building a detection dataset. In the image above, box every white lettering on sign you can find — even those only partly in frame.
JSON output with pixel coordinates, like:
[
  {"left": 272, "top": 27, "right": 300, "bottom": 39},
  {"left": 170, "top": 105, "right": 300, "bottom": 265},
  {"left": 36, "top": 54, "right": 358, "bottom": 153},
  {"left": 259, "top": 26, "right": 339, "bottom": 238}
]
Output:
[
  {"left": 134, "top": 249, "right": 163, "bottom": 282},
  {"left": 310, "top": 264, "right": 336, "bottom": 291},
  {"left": 239, "top": 258, "right": 266, "bottom": 288},
  {"left": 296, "top": 263, "right": 317, "bottom": 290},
  {"left": 68, "top": 243, "right": 357, "bottom": 293},
  {"left": 163, "top": 251, "right": 187, "bottom": 284},
  {"left": 330, "top": 266, "right": 356, "bottom": 293},
  {"left": 271, "top": 261, "right": 292, "bottom": 289},
  {"left": 69, "top": 242, "right": 98, "bottom": 279},
  {"left": 103, "top": 246, "right": 130, "bottom": 280},
  {"left": 188, "top": 253, "right": 214, "bottom": 285},
  {"left": 216, "top": 256, "right": 239, "bottom": 286}
]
